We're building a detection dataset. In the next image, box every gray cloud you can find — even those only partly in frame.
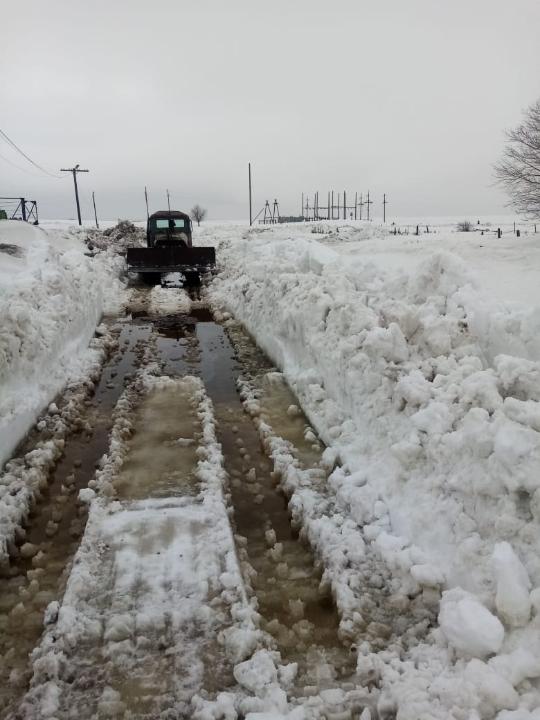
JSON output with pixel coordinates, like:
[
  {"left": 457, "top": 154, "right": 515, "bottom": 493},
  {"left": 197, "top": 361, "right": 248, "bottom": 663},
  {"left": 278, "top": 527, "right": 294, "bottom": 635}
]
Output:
[{"left": 1, "top": 0, "right": 539, "bottom": 221}]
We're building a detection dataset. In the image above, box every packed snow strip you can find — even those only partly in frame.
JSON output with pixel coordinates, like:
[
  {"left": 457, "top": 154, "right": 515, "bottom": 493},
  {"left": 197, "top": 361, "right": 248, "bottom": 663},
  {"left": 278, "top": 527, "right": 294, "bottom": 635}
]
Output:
[
  {"left": 19, "top": 495, "right": 240, "bottom": 719},
  {"left": 123, "top": 284, "right": 192, "bottom": 317},
  {"left": 20, "top": 370, "right": 302, "bottom": 719},
  {"left": 0, "top": 220, "right": 125, "bottom": 468},
  {"left": 0, "top": 324, "right": 117, "bottom": 569},
  {"left": 148, "top": 285, "right": 192, "bottom": 315},
  {"left": 208, "top": 227, "right": 540, "bottom": 717}
]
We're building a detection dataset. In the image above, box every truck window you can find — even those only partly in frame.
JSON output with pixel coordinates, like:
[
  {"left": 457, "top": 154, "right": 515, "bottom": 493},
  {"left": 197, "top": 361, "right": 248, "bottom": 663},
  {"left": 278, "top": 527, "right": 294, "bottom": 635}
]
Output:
[{"left": 155, "top": 218, "right": 185, "bottom": 229}]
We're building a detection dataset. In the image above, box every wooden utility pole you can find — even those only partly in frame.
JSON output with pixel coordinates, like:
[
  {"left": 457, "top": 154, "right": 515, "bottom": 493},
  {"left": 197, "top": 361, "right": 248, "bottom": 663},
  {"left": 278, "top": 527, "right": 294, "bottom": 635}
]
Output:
[
  {"left": 343, "top": 191, "right": 346, "bottom": 220},
  {"left": 331, "top": 191, "right": 334, "bottom": 220},
  {"left": 359, "top": 193, "right": 363, "bottom": 220},
  {"left": 365, "top": 191, "right": 372, "bottom": 221},
  {"left": 60, "top": 165, "right": 89, "bottom": 226},
  {"left": 92, "top": 191, "right": 99, "bottom": 229},
  {"left": 248, "top": 163, "right": 253, "bottom": 226},
  {"left": 144, "top": 186, "right": 149, "bottom": 219},
  {"left": 166, "top": 189, "right": 171, "bottom": 212},
  {"left": 301, "top": 192, "right": 304, "bottom": 219},
  {"left": 354, "top": 192, "right": 358, "bottom": 220},
  {"left": 383, "top": 193, "right": 387, "bottom": 223}
]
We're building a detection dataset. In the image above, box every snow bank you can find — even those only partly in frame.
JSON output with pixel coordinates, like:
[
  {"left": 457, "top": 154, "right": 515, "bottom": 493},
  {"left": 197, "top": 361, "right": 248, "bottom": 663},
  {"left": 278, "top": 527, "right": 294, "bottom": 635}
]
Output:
[
  {"left": 208, "top": 225, "right": 540, "bottom": 717},
  {"left": 0, "top": 221, "right": 124, "bottom": 467}
]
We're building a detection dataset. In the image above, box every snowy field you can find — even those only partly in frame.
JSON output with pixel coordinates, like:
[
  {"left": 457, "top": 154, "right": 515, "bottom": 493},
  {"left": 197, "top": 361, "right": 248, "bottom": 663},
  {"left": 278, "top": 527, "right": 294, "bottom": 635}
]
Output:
[
  {"left": 1, "top": 216, "right": 540, "bottom": 718},
  {"left": 312, "top": 218, "right": 540, "bottom": 307}
]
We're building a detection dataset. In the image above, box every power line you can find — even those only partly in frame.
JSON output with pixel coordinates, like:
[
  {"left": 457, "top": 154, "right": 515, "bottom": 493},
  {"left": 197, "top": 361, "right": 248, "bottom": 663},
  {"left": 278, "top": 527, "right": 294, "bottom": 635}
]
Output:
[
  {"left": 0, "top": 128, "right": 63, "bottom": 178},
  {"left": 0, "top": 149, "right": 46, "bottom": 178}
]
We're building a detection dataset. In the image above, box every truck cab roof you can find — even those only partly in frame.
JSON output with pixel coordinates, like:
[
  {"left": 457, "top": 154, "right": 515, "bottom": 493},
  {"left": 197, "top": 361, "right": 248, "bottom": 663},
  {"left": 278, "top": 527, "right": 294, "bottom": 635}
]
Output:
[{"left": 149, "top": 210, "right": 191, "bottom": 221}]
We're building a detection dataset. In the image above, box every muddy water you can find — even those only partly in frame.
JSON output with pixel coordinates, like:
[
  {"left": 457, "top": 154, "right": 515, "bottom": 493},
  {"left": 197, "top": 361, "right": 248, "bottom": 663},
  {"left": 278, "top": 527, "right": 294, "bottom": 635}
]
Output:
[
  {"left": 147, "top": 308, "right": 358, "bottom": 689},
  {"left": 2, "top": 293, "right": 358, "bottom": 718},
  {"left": 0, "top": 322, "right": 148, "bottom": 719},
  {"left": 224, "top": 321, "right": 325, "bottom": 469}
]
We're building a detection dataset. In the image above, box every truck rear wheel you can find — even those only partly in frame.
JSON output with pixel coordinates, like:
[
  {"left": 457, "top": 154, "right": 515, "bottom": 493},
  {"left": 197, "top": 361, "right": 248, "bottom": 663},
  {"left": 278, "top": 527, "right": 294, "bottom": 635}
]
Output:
[
  {"left": 184, "top": 271, "right": 201, "bottom": 286},
  {"left": 141, "top": 272, "right": 161, "bottom": 285}
]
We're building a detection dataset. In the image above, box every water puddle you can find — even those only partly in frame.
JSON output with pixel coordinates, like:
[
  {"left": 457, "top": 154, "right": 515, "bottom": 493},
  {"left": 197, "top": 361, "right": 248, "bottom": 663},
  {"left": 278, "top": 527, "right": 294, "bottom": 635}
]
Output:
[{"left": 224, "top": 321, "right": 324, "bottom": 469}]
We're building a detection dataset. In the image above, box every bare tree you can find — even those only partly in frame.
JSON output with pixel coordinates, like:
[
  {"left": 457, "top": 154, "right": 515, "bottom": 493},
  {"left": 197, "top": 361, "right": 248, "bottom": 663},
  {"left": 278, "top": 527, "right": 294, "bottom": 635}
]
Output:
[
  {"left": 494, "top": 99, "right": 540, "bottom": 218},
  {"left": 190, "top": 204, "right": 207, "bottom": 226}
]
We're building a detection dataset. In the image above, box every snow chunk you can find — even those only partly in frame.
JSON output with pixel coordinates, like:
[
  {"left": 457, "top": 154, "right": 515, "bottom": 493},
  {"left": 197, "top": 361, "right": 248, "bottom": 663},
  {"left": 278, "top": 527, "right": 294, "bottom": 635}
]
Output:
[
  {"left": 439, "top": 587, "right": 504, "bottom": 657},
  {"left": 411, "top": 401, "right": 453, "bottom": 435},
  {"left": 395, "top": 369, "right": 432, "bottom": 407},
  {"left": 78, "top": 487, "right": 96, "bottom": 504},
  {"left": 44, "top": 601, "right": 60, "bottom": 626},
  {"left": 489, "top": 648, "right": 540, "bottom": 687},
  {"left": 233, "top": 650, "right": 278, "bottom": 695},
  {"left": 410, "top": 563, "right": 445, "bottom": 587},
  {"left": 492, "top": 542, "right": 531, "bottom": 627},
  {"left": 20, "top": 542, "right": 39, "bottom": 559},
  {"left": 466, "top": 659, "right": 518, "bottom": 715},
  {"left": 38, "top": 680, "right": 61, "bottom": 718},
  {"left": 363, "top": 323, "right": 409, "bottom": 363},
  {"left": 493, "top": 419, "right": 539, "bottom": 473},
  {"left": 221, "top": 626, "right": 259, "bottom": 664}
]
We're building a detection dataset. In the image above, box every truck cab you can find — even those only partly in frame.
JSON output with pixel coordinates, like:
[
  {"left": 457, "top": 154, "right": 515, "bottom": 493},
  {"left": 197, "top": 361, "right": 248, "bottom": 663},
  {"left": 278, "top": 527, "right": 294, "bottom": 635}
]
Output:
[
  {"left": 127, "top": 208, "right": 214, "bottom": 283},
  {"left": 147, "top": 211, "right": 193, "bottom": 248}
]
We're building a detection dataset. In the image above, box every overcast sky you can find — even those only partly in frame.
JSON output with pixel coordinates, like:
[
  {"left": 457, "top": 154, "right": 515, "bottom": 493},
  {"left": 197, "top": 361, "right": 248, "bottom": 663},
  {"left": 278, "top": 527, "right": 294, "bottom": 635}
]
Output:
[{"left": 1, "top": 0, "right": 539, "bottom": 222}]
